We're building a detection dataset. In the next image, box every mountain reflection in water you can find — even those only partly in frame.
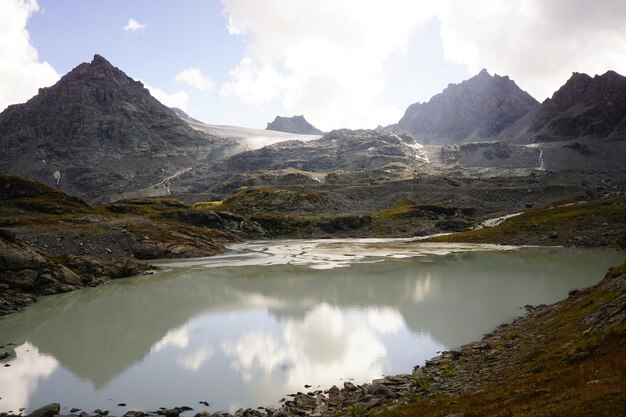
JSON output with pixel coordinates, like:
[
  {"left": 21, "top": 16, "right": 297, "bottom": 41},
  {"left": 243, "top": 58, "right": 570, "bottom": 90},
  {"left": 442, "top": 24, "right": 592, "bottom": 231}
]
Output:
[{"left": 0, "top": 241, "right": 623, "bottom": 414}]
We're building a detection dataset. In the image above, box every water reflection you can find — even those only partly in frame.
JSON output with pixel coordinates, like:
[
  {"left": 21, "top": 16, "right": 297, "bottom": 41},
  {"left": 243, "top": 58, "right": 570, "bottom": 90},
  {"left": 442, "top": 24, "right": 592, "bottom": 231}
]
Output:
[
  {"left": 0, "top": 343, "right": 58, "bottom": 413},
  {"left": 0, "top": 244, "right": 622, "bottom": 413}
]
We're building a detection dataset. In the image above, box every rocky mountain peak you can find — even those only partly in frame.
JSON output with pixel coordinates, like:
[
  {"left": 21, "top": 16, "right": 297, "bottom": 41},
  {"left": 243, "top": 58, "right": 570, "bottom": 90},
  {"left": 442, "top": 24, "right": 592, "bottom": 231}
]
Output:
[
  {"left": 0, "top": 54, "right": 238, "bottom": 201},
  {"left": 502, "top": 69, "right": 626, "bottom": 142},
  {"left": 266, "top": 115, "right": 323, "bottom": 135},
  {"left": 394, "top": 70, "right": 538, "bottom": 144},
  {"left": 549, "top": 72, "right": 593, "bottom": 108},
  {"left": 91, "top": 53, "right": 110, "bottom": 65}
]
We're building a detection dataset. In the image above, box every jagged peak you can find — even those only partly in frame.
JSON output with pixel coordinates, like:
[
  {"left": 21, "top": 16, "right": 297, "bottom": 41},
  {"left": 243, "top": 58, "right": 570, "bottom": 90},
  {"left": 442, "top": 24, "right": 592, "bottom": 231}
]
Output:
[
  {"left": 567, "top": 72, "right": 593, "bottom": 82},
  {"left": 91, "top": 54, "right": 112, "bottom": 66}
]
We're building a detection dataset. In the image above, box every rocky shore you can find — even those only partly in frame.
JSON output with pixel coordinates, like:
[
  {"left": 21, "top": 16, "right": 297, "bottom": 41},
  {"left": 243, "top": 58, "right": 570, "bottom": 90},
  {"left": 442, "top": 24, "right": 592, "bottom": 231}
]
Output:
[{"left": 3, "top": 261, "right": 624, "bottom": 417}]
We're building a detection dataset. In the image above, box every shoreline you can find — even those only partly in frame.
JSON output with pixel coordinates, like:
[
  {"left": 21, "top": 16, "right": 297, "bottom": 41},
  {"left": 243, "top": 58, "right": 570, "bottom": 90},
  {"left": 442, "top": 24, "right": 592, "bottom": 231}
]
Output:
[
  {"left": 2, "top": 260, "right": 624, "bottom": 417},
  {"left": 2, "top": 233, "right": 617, "bottom": 317}
]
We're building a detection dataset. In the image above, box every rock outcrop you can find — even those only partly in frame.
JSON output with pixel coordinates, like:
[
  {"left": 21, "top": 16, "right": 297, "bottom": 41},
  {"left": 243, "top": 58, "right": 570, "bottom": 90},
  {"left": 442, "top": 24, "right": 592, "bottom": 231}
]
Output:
[
  {"left": 0, "top": 230, "right": 81, "bottom": 315},
  {"left": 0, "top": 54, "right": 238, "bottom": 203},
  {"left": 393, "top": 69, "right": 538, "bottom": 144},
  {"left": 266, "top": 115, "right": 323, "bottom": 135}
]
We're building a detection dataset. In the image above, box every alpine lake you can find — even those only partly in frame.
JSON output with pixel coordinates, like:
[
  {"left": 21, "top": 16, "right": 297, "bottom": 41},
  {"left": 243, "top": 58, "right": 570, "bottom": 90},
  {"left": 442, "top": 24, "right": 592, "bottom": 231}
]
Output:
[{"left": 0, "top": 239, "right": 623, "bottom": 414}]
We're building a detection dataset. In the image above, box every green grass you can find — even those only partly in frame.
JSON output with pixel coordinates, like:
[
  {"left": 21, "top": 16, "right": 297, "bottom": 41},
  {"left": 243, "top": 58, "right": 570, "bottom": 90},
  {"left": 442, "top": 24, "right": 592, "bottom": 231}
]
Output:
[{"left": 428, "top": 195, "right": 626, "bottom": 246}]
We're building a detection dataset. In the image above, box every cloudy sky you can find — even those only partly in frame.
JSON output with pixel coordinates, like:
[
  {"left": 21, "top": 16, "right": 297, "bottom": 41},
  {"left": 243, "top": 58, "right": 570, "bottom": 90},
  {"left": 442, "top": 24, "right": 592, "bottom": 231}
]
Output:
[{"left": 2, "top": 0, "right": 626, "bottom": 131}]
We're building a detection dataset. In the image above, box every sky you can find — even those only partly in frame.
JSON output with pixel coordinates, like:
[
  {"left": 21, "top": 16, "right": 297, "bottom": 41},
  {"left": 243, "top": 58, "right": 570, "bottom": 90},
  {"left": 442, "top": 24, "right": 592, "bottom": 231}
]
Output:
[{"left": 1, "top": 0, "right": 626, "bottom": 131}]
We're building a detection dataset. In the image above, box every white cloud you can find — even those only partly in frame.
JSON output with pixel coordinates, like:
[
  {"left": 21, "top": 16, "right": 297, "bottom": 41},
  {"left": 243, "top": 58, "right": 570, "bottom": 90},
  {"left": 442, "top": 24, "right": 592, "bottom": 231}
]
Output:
[
  {"left": 177, "top": 347, "right": 214, "bottom": 372},
  {"left": 142, "top": 81, "right": 190, "bottom": 111},
  {"left": 221, "top": 303, "right": 388, "bottom": 386},
  {"left": 220, "top": 0, "right": 439, "bottom": 130},
  {"left": 220, "top": 0, "right": 626, "bottom": 129},
  {"left": 367, "top": 307, "right": 405, "bottom": 335},
  {"left": 438, "top": 0, "right": 626, "bottom": 100},
  {"left": 123, "top": 18, "right": 147, "bottom": 32},
  {"left": 0, "top": 342, "right": 59, "bottom": 412},
  {"left": 175, "top": 67, "right": 214, "bottom": 93},
  {"left": 151, "top": 326, "right": 190, "bottom": 352},
  {"left": 220, "top": 57, "right": 283, "bottom": 106},
  {"left": 0, "top": 0, "right": 59, "bottom": 111}
]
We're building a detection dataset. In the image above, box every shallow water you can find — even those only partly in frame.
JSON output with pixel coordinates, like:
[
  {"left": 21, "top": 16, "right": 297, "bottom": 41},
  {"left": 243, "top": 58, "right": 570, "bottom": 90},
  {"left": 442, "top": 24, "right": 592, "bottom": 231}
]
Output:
[{"left": 0, "top": 240, "right": 623, "bottom": 414}]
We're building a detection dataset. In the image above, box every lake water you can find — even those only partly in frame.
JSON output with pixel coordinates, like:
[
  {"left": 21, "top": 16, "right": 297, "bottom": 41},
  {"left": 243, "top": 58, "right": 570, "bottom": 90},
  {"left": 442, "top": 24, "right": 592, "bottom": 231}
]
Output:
[{"left": 0, "top": 240, "right": 623, "bottom": 414}]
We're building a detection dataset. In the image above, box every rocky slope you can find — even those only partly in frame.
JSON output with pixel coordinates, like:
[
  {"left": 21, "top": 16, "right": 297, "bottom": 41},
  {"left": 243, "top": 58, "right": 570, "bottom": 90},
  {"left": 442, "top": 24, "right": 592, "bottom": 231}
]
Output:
[
  {"left": 499, "top": 70, "right": 626, "bottom": 143},
  {"left": 392, "top": 69, "right": 538, "bottom": 144},
  {"left": 0, "top": 55, "right": 239, "bottom": 203},
  {"left": 174, "top": 129, "right": 430, "bottom": 196},
  {"left": 0, "top": 175, "right": 245, "bottom": 314},
  {"left": 266, "top": 115, "right": 323, "bottom": 135}
]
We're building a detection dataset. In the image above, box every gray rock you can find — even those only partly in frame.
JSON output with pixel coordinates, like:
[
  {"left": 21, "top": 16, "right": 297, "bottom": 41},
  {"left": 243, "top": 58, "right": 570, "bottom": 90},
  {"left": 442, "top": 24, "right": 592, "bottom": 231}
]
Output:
[
  {"left": 27, "top": 403, "right": 60, "bottom": 417},
  {"left": 266, "top": 115, "right": 323, "bottom": 135},
  {"left": 343, "top": 381, "right": 357, "bottom": 391},
  {"left": 359, "top": 397, "right": 382, "bottom": 409},
  {"left": 368, "top": 384, "right": 398, "bottom": 399}
]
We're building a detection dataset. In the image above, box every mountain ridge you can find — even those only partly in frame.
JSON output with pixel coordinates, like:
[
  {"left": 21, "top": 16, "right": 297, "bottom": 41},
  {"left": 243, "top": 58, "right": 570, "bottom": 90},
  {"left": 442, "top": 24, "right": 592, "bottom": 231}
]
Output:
[{"left": 498, "top": 70, "right": 626, "bottom": 142}]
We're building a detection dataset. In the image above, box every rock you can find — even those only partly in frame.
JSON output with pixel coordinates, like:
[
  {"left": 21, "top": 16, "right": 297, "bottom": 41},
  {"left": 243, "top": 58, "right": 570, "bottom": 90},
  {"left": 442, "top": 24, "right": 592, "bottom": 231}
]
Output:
[
  {"left": 70, "top": 409, "right": 81, "bottom": 413},
  {"left": 548, "top": 231, "right": 558, "bottom": 239},
  {"left": 266, "top": 115, "right": 323, "bottom": 135},
  {"left": 162, "top": 409, "right": 181, "bottom": 417},
  {"left": 359, "top": 397, "right": 382, "bottom": 409},
  {"left": 293, "top": 393, "right": 316, "bottom": 409},
  {"left": 27, "top": 403, "right": 60, "bottom": 417},
  {"left": 343, "top": 381, "right": 357, "bottom": 391},
  {"left": 123, "top": 412, "right": 145, "bottom": 417},
  {"left": 327, "top": 385, "right": 344, "bottom": 406},
  {"left": 368, "top": 384, "right": 398, "bottom": 399}
]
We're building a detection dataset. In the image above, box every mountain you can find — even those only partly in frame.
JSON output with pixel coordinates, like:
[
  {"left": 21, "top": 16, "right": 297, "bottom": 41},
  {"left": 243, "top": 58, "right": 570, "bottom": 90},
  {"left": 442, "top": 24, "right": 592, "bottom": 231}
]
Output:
[
  {"left": 0, "top": 54, "right": 238, "bottom": 202},
  {"left": 499, "top": 70, "right": 626, "bottom": 143},
  {"left": 170, "top": 107, "right": 204, "bottom": 124},
  {"left": 393, "top": 69, "right": 538, "bottom": 144},
  {"left": 266, "top": 115, "right": 324, "bottom": 135}
]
